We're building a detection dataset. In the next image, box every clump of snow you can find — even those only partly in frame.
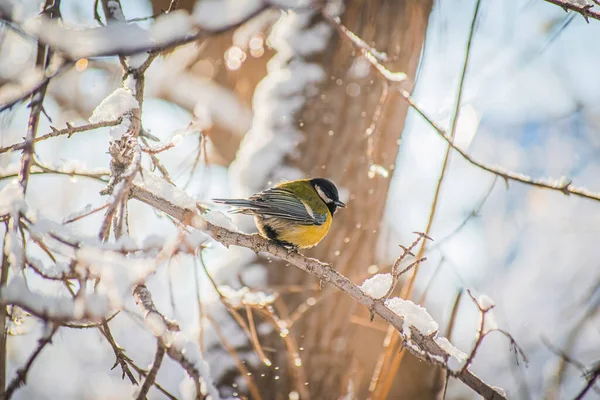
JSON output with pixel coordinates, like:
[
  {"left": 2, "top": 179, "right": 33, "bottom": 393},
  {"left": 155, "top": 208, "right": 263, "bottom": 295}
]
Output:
[
  {"left": 491, "top": 386, "right": 507, "bottom": 397},
  {"left": 89, "top": 88, "right": 138, "bottom": 123},
  {"left": 76, "top": 246, "right": 157, "bottom": 307},
  {"left": 5, "top": 229, "right": 24, "bottom": 271},
  {"left": 193, "top": 0, "right": 263, "bottom": 31},
  {"left": 219, "top": 286, "right": 275, "bottom": 308},
  {"left": 105, "top": 0, "right": 125, "bottom": 21},
  {"left": 1, "top": 277, "right": 109, "bottom": 320},
  {"left": 435, "top": 336, "right": 468, "bottom": 364},
  {"left": 168, "top": 331, "right": 220, "bottom": 399},
  {"left": 385, "top": 297, "right": 439, "bottom": 337},
  {"left": 133, "top": 167, "right": 198, "bottom": 210},
  {"left": 27, "top": 258, "right": 71, "bottom": 279},
  {"left": 478, "top": 294, "right": 496, "bottom": 309},
  {"left": 151, "top": 10, "right": 192, "bottom": 43},
  {"left": 141, "top": 234, "right": 166, "bottom": 249},
  {"left": 184, "top": 230, "right": 209, "bottom": 249},
  {"left": 359, "top": 273, "right": 392, "bottom": 299},
  {"left": 202, "top": 210, "right": 238, "bottom": 231},
  {"left": 0, "top": 181, "right": 25, "bottom": 215}
]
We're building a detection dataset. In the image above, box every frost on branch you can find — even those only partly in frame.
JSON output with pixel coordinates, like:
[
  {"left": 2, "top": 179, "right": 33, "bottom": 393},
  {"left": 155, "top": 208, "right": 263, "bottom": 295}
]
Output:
[
  {"left": 359, "top": 273, "right": 393, "bottom": 299},
  {"left": 193, "top": 0, "right": 264, "bottom": 31},
  {"left": 218, "top": 285, "right": 276, "bottom": 307},
  {"left": 385, "top": 297, "right": 439, "bottom": 337},
  {"left": 89, "top": 88, "right": 138, "bottom": 124},
  {"left": 0, "top": 277, "right": 110, "bottom": 322}
]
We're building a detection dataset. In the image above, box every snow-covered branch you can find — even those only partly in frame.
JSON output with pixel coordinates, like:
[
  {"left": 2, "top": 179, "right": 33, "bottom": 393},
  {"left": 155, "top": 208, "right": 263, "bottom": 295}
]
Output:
[
  {"left": 133, "top": 284, "right": 219, "bottom": 399},
  {"left": 129, "top": 172, "right": 509, "bottom": 400}
]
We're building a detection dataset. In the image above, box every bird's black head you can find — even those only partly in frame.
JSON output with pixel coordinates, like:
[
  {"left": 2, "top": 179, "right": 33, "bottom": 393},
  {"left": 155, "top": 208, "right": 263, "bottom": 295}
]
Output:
[{"left": 310, "top": 178, "right": 346, "bottom": 215}]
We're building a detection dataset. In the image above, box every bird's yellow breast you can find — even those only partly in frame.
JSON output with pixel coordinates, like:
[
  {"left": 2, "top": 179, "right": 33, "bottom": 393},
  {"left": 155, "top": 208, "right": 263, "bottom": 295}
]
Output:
[{"left": 276, "top": 215, "right": 332, "bottom": 248}]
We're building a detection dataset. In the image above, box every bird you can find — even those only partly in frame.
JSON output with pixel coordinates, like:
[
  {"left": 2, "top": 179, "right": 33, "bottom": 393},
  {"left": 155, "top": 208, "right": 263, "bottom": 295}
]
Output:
[{"left": 213, "top": 178, "right": 346, "bottom": 249}]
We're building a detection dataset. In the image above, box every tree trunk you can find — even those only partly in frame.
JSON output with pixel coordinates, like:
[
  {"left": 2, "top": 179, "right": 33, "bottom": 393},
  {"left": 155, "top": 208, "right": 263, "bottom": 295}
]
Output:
[
  {"left": 156, "top": 0, "right": 434, "bottom": 398},
  {"left": 284, "top": 1, "right": 433, "bottom": 397}
]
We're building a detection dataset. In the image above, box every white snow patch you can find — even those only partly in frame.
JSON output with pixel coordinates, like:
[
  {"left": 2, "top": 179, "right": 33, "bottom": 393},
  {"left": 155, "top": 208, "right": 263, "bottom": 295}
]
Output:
[
  {"left": 202, "top": 210, "right": 238, "bottom": 231},
  {"left": 385, "top": 297, "right": 439, "bottom": 337},
  {"left": 151, "top": 10, "right": 193, "bottom": 43},
  {"left": 168, "top": 331, "right": 220, "bottom": 399},
  {"left": 27, "top": 258, "right": 70, "bottom": 279},
  {"left": 1, "top": 277, "right": 110, "bottom": 320},
  {"left": 89, "top": 88, "right": 138, "bottom": 123},
  {"left": 193, "top": 0, "right": 263, "bottom": 31},
  {"left": 435, "top": 336, "right": 467, "bottom": 363},
  {"left": 360, "top": 273, "right": 392, "bottom": 299},
  {"left": 219, "top": 285, "right": 275, "bottom": 307},
  {"left": 133, "top": 168, "right": 198, "bottom": 211},
  {"left": 0, "top": 181, "right": 25, "bottom": 215}
]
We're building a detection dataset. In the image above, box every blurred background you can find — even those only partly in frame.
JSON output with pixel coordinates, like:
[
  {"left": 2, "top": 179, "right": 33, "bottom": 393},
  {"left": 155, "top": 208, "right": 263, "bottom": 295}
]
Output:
[{"left": 1, "top": 0, "right": 600, "bottom": 399}]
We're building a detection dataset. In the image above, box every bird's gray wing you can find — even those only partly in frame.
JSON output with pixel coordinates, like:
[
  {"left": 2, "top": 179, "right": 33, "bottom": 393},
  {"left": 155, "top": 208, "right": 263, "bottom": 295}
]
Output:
[{"left": 248, "top": 188, "right": 326, "bottom": 225}]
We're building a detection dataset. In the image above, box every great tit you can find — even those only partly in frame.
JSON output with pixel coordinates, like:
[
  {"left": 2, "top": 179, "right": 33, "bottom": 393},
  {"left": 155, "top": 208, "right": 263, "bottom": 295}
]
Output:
[{"left": 213, "top": 178, "right": 346, "bottom": 249}]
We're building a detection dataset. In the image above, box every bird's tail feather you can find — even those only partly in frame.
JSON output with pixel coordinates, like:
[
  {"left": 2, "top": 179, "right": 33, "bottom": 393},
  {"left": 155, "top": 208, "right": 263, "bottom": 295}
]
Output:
[
  {"left": 212, "top": 198, "right": 254, "bottom": 207},
  {"left": 212, "top": 198, "right": 258, "bottom": 214}
]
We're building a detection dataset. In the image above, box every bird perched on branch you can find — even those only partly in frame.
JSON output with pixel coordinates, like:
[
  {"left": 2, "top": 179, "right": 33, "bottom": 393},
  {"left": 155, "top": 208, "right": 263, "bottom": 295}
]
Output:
[{"left": 213, "top": 178, "right": 346, "bottom": 249}]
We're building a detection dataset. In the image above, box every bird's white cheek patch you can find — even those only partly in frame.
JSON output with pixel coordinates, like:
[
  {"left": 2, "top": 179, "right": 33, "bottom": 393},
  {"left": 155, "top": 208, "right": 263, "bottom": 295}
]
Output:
[{"left": 315, "top": 185, "right": 332, "bottom": 204}]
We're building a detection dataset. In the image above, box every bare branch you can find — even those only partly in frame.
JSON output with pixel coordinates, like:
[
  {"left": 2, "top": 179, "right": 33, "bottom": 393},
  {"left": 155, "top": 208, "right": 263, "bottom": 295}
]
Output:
[
  {"left": 135, "top": 342, "right": 165, "bottom": 400},
  {"left": 2, "top": 325, "right": 58, "bottom": 399},
  {"left": 18, "top": 0, "right": 61, "bottom": 194},
  {"left": 543, "top": 0, "right": 600, "bottom": 23},
  {"left": 0, "top": 119, "right": 122, "bottom": 155}
]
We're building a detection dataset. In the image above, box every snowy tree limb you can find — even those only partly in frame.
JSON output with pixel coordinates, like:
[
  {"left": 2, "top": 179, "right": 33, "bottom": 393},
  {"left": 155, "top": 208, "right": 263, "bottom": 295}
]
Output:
[
  {"left": 133, "top": 284, "right": 218, "bottom": 399},
  {"left": 543, "top": 0, "right": 600, "bottom": 22},
  {"left": 129, "top": 173, "right": 508, "bottom": 400}
]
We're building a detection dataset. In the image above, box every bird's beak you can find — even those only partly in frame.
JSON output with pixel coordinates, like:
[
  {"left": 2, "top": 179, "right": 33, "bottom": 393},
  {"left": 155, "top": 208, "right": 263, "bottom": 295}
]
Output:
[{"left": 334, "top": 200, "right": 346, "bottom": 208}]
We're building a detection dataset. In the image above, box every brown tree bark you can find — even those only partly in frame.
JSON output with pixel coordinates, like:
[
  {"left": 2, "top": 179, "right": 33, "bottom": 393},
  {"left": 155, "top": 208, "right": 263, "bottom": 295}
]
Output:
[
  {"left": 283, "top": 1, "right": 434, "bottom": 397},
  {"left": 151, "top": 0, "right": 274, "bottom": 165}
]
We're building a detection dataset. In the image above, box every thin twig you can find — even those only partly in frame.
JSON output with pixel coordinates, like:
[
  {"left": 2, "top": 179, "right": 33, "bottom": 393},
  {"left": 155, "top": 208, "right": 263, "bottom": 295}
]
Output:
[
  {"left": 124, "top": 357, "right": 178, "bottom": 400},
  {"left": 18, "top": 0, "right": 61, "bottom": 194},
  {"left": 574, "top": 362, "right": 600, "bottom": 400},
  {"left": 100, "top": 322, "right": 138, "bottom": 385},
  {"left": 0, "top": 226, "right": 9, "bottom": 394},
  {"left": 136, "top": 342, "right": 165, "bottom": 400},
  {"left": 462, "top": 290, "right": 528, "bottom": 373},
  {"left": 0, "top": 119, "right": 122, "bottom": 155},
  {"left": 543, "top": 0, "right": 600, "bottom": 23},
  {"left": 2, "top": 325, "right": 58, "bottom": 399}
]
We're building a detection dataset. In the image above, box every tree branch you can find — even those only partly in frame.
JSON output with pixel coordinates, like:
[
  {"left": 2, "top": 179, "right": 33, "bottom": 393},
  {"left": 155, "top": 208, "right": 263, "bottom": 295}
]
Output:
[
  {"left": 2, "top": 325, "right": 58, "bottom": 399},
  {"left": 0, "top": 119, "right": 123, "bottom": 155},
  {"left": 135, "top": 342, "right": 165, "bottom": 400},
  {"left": 543, "top": 0, "right": 600, "bottom": 23},
  {"left": 128, "top": 173, "right": 508, "bottom": 400}
]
